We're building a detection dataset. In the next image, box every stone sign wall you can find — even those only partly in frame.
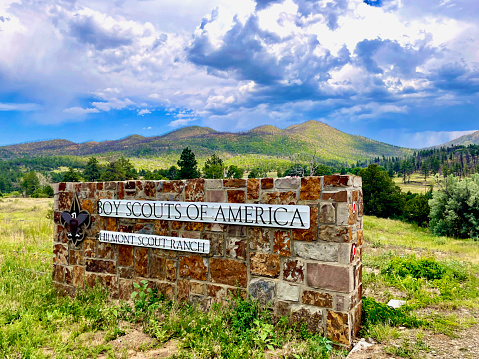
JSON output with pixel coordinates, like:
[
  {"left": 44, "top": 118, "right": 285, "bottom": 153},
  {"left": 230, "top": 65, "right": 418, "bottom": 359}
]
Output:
[{"left": 52, "top": 175, "right": 363, "bottom": 348}]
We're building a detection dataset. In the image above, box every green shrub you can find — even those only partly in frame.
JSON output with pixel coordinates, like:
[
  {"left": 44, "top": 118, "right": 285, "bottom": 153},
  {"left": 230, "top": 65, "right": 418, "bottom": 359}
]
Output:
[{"left": 361, "top": 297, "right": 422, "bottom": 331}]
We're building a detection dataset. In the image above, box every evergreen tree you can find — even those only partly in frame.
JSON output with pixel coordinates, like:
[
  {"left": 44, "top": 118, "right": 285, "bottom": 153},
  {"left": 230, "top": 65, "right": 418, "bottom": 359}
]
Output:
[
  {"left": 177, "top": 147, "right": 200, "bottom": 179},
  {"left": 83, "top": 157, "right": 102, "bottom": 182},
  {"left": 203, "top": 154, "right": 224, "bottom": 179},
  {"left": 21, "top": 171, "right": 40, "bottom": 196},
  {"left": 62, "top": 167, "right": 83, "bottom": 182},
  {"left": 226, "top": 165, "right": 244, "bottom": 179}
]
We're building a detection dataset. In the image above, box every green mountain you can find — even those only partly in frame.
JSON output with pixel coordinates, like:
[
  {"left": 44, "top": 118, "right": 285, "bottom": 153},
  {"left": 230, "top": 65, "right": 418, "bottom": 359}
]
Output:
[
  {"left": 0, "top": 120, "right": 411, "bottom": 164},
  {"left": 438, "top": 130, "right": 479, "bottom": 147}
]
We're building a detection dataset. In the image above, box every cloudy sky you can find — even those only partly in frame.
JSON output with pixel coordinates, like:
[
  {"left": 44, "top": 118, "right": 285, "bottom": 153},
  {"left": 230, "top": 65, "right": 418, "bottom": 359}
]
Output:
[{"left": 0, "top": 0, "right": 478, "bottom": 148}]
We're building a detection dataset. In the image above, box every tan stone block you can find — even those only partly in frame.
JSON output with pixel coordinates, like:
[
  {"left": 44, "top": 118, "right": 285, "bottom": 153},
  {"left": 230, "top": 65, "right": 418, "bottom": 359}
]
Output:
[
  {"left": 300, "top": 177, "right": 321, "bottom": 200},
  {"left": 261, "top": 191, "right": 297, "bottom": 205},
  {"left": 327, "top": 311, "right": 350, "bottom": 345},
  {"left": 73, "top": 266, "right": 85, "bottom": 287},
  {"left": 292, "top": 207, "right": 317, "bottom": 241},
  {"left": 210, "top": 258, "right": 247, "bottom": 287},
  {"left": 83, "top": 238, "right": 96, "bottom": 257},
  {"left": 302, "top": 290, "right": 333, "bottom": 308},
  {"left": 247, "top": 178, "right": 259, "bottom": 200},
  {"left": 275, "top": 177, "right": 300, "bottom": 189},
  {"left": 223, "top": 179, "right": 246, "bottom": 188},
  {"left": 250, "top": 252, "right": 280, "bottom": 278},
  {"left": 319, "top": 203, "right": 335, "bottom": 224},
  {"left": 166, "top": 259, "right": 177, "bottom": 282},
  {"left": 134, "top": 247, "right": 148, "bottom": 277},
  {"left": 179, "top": 255, "right": 208, "bottom": 280},
  {"left": 206, "top": 190, "right": 226, "bottom": 203},
  {"left": 97, "top": 242, "right": 114, "bottom": 259},
  {"left": 190, "top": 282, "right": 204, "bottom": 295},
  {"left": 227, "top": 190, "right": 246, "bottom": 203},
  {"left": 178, "top": 279, "right": 189, "bottom": 302},
  {"left": 205, "top": 179, "right": 223, "bottom": 189},
  {"left": 181, "top": 231, "right": 201, "bottom": 239},
  {"left": 184, "top": 222, "right": 203, "bottom": 231},
  {"left": 53, "top": 244, "right": 68, "bottom": 265},
  {"left": 291, "top": 306, "right": 323, "bottom": 334},
  {"left": 273, "top": 230, "right": 291, "bottom": 256},
  {"left": 119, "top": 279, "right": 133, "bottom": 300},
  {"left": 283, "top": 259, "right": 304, "bottom": 283},
  {"left": 307, "top": 263, "right": 353, "bottom": 293},
  {"left": 53, "top": 264, "right": 65, "bottom": 282},
  {"left": 69, "top": 250, "right": 83, "bottom": 265},
  {"left": 226, "top": 238, "right": 247, "bottom": 260},
  {"left": 249, "top": 227, "right": 271, "bottom": 251},
  {"left": 185, "top": 178, "right": 205, "bottom": 202},
  {"left": 318, "top": 225, "right": 351, "bottom": 242},
  {"left": 156, "top": 282, "right": 175, "bottom": 300}
]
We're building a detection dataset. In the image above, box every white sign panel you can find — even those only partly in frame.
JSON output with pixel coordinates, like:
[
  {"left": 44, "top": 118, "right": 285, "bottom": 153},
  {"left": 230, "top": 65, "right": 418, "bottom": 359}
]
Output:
[
  {"left": 99, "top": 230, "right": 210, "bottom": 254},
  {"left": 98, "top": 200, "right": 310, "bottom": 229}
]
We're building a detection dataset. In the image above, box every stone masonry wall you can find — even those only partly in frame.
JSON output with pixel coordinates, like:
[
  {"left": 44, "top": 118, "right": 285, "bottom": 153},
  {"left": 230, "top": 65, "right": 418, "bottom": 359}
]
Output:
[{"left": 52, "top": 175, "right": 363, "bottom": 348}]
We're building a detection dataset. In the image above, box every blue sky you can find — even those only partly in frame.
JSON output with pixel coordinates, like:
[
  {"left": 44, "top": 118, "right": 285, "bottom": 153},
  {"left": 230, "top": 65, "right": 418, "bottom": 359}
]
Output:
[{"left": 0, "top": 0, "right": 478, "bottom": 148}]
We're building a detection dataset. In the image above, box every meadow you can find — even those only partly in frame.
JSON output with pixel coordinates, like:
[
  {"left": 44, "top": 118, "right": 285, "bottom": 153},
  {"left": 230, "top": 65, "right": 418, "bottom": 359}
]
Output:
[{"left": 0, "top": 198, "right": 478, "bottom": 358}]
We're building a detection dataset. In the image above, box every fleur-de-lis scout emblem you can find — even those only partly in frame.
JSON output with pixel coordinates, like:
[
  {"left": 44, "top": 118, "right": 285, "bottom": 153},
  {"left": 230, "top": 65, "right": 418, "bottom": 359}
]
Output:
[{"left": 60, "top": 194, "right": 91, "bottom": 246}]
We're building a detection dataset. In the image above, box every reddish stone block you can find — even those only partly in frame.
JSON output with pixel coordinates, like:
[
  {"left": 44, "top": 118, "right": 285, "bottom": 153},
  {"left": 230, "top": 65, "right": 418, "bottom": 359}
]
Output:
[
  {"left": 53, "top": 244, "right": 68, "bottom": 265},
  {"left": 178, "top": 279, "right": 189, "bottom": 302},
  {"left": 172, "top": 221, "right": 183, "bottom": 230},
  {"left": 150, "top": 255, "right": 166, "bottom": 280},
  {"left": 247, "top": 178, "right": 259, "bottom": 200},
  {"left": 322, "top": 191, "right": 347, "bottom": 202},
  {"left": 223, "top": 179, "right": 246, "bottom": 188},
  {"left": 324, "top": 175, "right": 349, "bottom": 187},
  {"left": 185, "top": 178, "right": 205, "bottom": 202},
  {"left": 261, "top": 178, "right": 274, "bottom": 189},
  {"left": 249, "top": 227, "right": 271, "bottom": 251},
  {"left": 261, "top": 191, "right": 297, "bottom": 205},
  {"left": 154, "top": 220, "right": 169, "bottom": 236},
  {"left": 73, "top": 266, "right": 85, "bottom": 287},
  {"left": 166, "top": 259, "right": 177, "bottom": 281},
  {"left": 118, "top": 245, "right": 134, "bottom": 266},
  {"left": 307, "top": 263, "right": 352, "bottom": 293},
  {"left": 69, "top": 250, "right": 83, "bottom": 265},
  {"left": 302, "top": 290, "right": 333, "bottom": 308},
  {"left": 163, "top": 180, "right": 184, "bottom": 193},
  {"left": 300, "top": 177, "right": 321, "bottom": 200},
  {"left": 210, "top": 258, "right": 247, "bottom": 287},
  {"left": 58, "top": 192, "right": 73, "bottom": 211},
  {"left": 81, "top": 199, "right": 95, "bottom": 215},
  {"left": 185, "top": 221, "right": 203, "bottom": 231},
  {"left": 357, "top": 230, "right": 363, "bottom": 245},
  {"left": 250, "top": 253, "right": 280, "bottom": 278},
  {"left": 144, "top": 181, "right": 156, "bottom": 197},
  {"left": 96, "top": 182, "right": 104, "bottom": 190},
  {"left": 117, "top": 182, "right": 125, "bottom": 199},
  {"left": 58, "top": 182, "right": 66, "bottom": 191},
  {"left": 227, "top": 190, "right": 245, "bottom": 203},
  {"left": 327, "top": 311, "right": 350, "bottom": 345},
  {"left": 226, "top": 238, "right": 246, "bottom": 260},
  {"left": 283, "top": 259, "right": 304, "bottom": 283},
  {"left": 85, "top": 259, "right": 116, "bottom": 274},
  {"left": 206, "top": 190, "right": 225, "bottom": 203},
  {"left": 292, "top": 207, "right": 318, "bottom": 241},
  {"left": 179, "top": 255, "right": 208, "bottom": 280},
  {"left": 135, "top": 247, "right": 148, "bottom": 277},
  {"left": 201, "top": 232, "right": 224, "bottom": 256},
  {"left": 273, "top": 230, "right": 291, "bottom": 256}
]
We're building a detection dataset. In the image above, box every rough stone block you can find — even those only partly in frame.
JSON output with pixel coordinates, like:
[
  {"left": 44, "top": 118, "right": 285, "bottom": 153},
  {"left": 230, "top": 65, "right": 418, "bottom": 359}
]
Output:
[
  {"left": 319, "top": 203, "right": 335, "bottom": 224},
  {"left": 177, "top": 279, "right": 189, "bottom": 302},
  {"left": 154, "top": 220, "right": 169, "bottom": 236},
  {"left": 119, "top": 279, "right": 133, "bottom": 300},
  {"left": 162, "top": 180, "right": 184, "bottom": 193},
  {"left": 210, "top": 258, "right": 247, "bottom": 287},
  {"left": 261, "top": 178, "right": 274, "bottom": 189},
  {"left": 277, "top": 282, "right": 299, "bottom": 301},
  {"left": 58, "top": 192, "right": 72, "bottom": 211},
  {"left": 307, "top": 263, "right": 352, "bottom": 293},
  {"left": 295, "top": 241, "right": 338, "bottom": 262},
  {"left": 291, "top": 306, "right": 323, "bottom": 334},
  {"left": 292, "top": 207, "right": 318, "bottom": 241},
  {"left": 206, "top": 190, "right": 226, "bottom": 203},
  {"left": 118, "top": 245, "right": 134, "bottom": 266},
  {"left": 81, "top": 199, "right": 95, "bottom": 214},
  {"left": 166, "top": 259, "right": 177, "bottom": 281},
  {"left": 206, "top": 179, "right": 223, "bottom": 189},
  {"left": 283, "top": 259, "right": 304, "bottom": 283},
  {"left": 275, "top": 177, "right": 300, "bottom": 189},
  {"left": 250, "top": 253, "right": 280, "bottom": 278},
  {"left": 85, "top": 259, "right": 116, "bottom": 274},
  {"left": 300, "top": 177, "right": 321, "bottom": 200},
  {"left": 261, "top": 191, "right": 297, "bottom": 205},
  {"left": 249, "top": 227, "right": 271, "bottom": 251},
  {"left": 302, "top": 290, "right": 333, "bottom": 308},
  {"left": 227, "top": 190, "right": 246, "bottom": 203},
  {"left": 184, "top": 222, "right": 203, "bottom": 231},
  {"left": 318, "top": 225, "right": 351, "bottom": 243},
  {"left": 53, "top": 244, "right": 68, "bottom": 265},
  {"left": 150, "top": 255, "right": 166, "bottom": 280},
  {"left": 273, "top": 230, "right": 291, "bottom": 256},
  {"left": 336, "top": 203, "right": 350, "bottom": 226},
  {"left": 322, "top": 191, "right": 347, "bottom": 202},
  {"left": 327, "top": 311, "right": 350, "bottom": 345},
  {"left": 324, "top": 175, "right": 350, "bottom": 187},
  {"left": 223, "top": 179, "right": 246, "bottom": 188},
  {"left": 185, "top": 178, "right": 205, "bottom": 202},
  {"left": 179, "top": 255, "right": 208, "bottom": 280},
  {"left": 226, "top": 238, "right": 246, "bottom": 260},
  {"left": 249, "top": 279, "right": 275, "bottom": 304},
  {"left": 69, "top": 250, "right": 83, "bottom": 265},
  {"left": 72, "top": 266, "right": 84, "bottom": 287},
  {"left": 119, "top": 267, "right": 135, "bottom": 279},
  {"left": 53, "top": 264, "right": 65, "bottom": 282},
  {"left": 190, "top": 281, "right": 204, "bottom": 295},
  {"left": 247, "top": 178, "right": 259, "bottom": 200},
  {"left": 275, "top": 301, "right": 292, "bottom": 317},
  {"left": 201, "top": 232, "right": 224, "bottom": 256},
  {"left": 97, "top": 242, "right": 114, "bottom": 259},
  {"left": 65, "top": 266, "right": 73, "bottom": 285},
  {"left": 83, "top": 238, "right": 96, "bottom": 257},
  {"left": 134, "top": 247, "right": 149, "bottom": 277},
  {"left": 353, "top": 176, "right": 362, "bottom": 188}
]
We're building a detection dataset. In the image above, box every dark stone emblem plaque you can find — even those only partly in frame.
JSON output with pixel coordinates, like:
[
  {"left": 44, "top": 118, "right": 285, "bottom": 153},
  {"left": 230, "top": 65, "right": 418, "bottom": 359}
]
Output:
[{"left": 60, "top": 194, "right": 91, "bottom": 246}]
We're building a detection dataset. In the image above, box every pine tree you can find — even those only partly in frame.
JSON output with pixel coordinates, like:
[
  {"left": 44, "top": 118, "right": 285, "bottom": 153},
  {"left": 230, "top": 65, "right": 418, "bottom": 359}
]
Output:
[
  {"left": 83, "top": 157, "right": 102, "bottom": 182},
  {"left": 203, "top": 154, "right": 224, "bottom": 179},
  {"left": 177, "top": 147, "right": 200, "bottom": 179}
]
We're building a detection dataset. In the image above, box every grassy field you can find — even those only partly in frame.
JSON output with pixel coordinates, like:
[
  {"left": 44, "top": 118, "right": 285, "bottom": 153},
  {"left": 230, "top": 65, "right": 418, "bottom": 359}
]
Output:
[
  {"left": 1, "top": 198, "right": 478, "bottom": 358},
  {"left": 392, "top": 173, "right": 437, "bottom": 194}
]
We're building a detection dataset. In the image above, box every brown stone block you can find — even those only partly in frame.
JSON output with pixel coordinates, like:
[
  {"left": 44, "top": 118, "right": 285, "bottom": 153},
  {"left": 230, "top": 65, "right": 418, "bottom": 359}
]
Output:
[
  {"left": 144, "top": 181, "right": 157, "bottom": 197},
  {"left": 117, "top": 182, "right": 125, "bottom": 199},
  {"left": 185, "top": 178, "right": 205, "bottom": 202},
  {"left": 324, "top": 175, "right": 350, "bottom": 187},
  {"left": 85, "top": 259, "right": 116, "bottom": 274},
  {"left": 250, "top": 253, "right": 280, "bottom": 278},
  {"left": 226, "top": 238, "right": 246, "bottom": 260},
  {"left": 104, "top": 182, "right": 116, "bottom": 191},
  {"left": 58, "top": 192, "right": 73, "bottom": 211},
  {"left": 249, "top": 227, "right": 271, "bottom": 251},
  {"left": 150, "top": 255, "right": 166, "bottom": 280},
  {"left": 206, "top": 190, "right": 225, "bottom": 203},
  {"left": 247, "top": 178, "right": 259, "bottom": 200},
  {"left": 166, "top": 259, "right": 177, "bottom": 281},
  {"left": 52, "top": 264, "right": 65, "bottom": 282},
  {"left": 322, "top": 191, "right": 347, "bottom": 202},
  {"left": 58, "top": 182, "right": 67, "bottom": 191},
  {"left": 273, "top": 230, "right": 291, "bottom": 256},
  {"left": 204, "top": 222, "right": 226, "bottom": 232},
  {"left": 283, "top": 259, "right": 304, "bottom": 283},
  {"left": 307, "top": 263, "right": 352, "bottom": 293},
  {"left": 261, "top": 191, "right": 297, "bottom": 205},
  {"left": 302, "top": 290, "right": 333, "bottom": 308},
  {"left": 206, "top": 284, "right": 226, "bottom": 301},
  {"left": 181, "top": 231, "right": 201, "bottom": 239},
  {"left": 178, "top": 279, "right": 189, "bottom": 302},
  {"left": 156, "top": 282, "right": 175, "bottom": 300},
  {"left": 210, "top": 258, "right": 247, "bottom": 287},
  {"left": 227, "top": 190, "right": 245, "bottom": 203},
  {"left": 83, "top": 239, "right": 96, "bottom": 257},
  {"left": 201, "top": 233, "right": 224, "bottom": 256},
  {"left": 319, "top": 203, "right": 335, "bottom": 224},
  {"left": 291, "top": 307, "right": 323, "bottom": 334},
  {"left": 292, "top": 207, "right": 317, "bottom": 241},
  {"left": 227, "top": 225, "right": 246, "bottom": 237},
  {"left": 96, "top": 182, "right": 104, "bottom": 190},
  {"left": 135, "top": 247, "right": 148, "bottom": 277},
  {"left": 190, "top": 281, "right": 204, "bottom": 295},
  {"left": 125, "top": 190, "right": 136, "bottom": 197},
  {"left": 119, "top": 267, "right": 135, "bottom": 279},
  {"left": 318, "top": 225, "right": 351, "bottom": 242},
  {"left": 85, "top": 273, "right": 119, "bottom": 297},
  {"left": 227, "top": 287, "right": 247, "bottom": 299},
  {"left": 261, "top": 178, "right": 274, "bottom": 189},
  {"left": 69, "top": 250, "right": 83, "bottom": 265},
  {"left": 65, "top": 266, "right": 73, "bottom": 285},
  {"left": 179, "top": 255, "right": 208, "bottom": 280},
  {"left": 54, "top": 211, "right": 61, "bottom": 224},
  {"left": 357, "top": 230, "right": 363, "bottom": 245},
  {"left": 118, "top": 245, "right": 134, "bottom": 266},
  {"left": 185, "top": 221, "right": 203, "bottom": 231},
  {"left": 154, "top": 220, "right": 169, "bottom": 236},
  {"left": 98, "top": 191, "right": 114, "bottom": 200},
  {"left": 355, "top": 264, "right": 362, "bottom": 288},
  {"left": 223, "top": 179, "right": 246, "bottom": 188},
  {"left": 106, "top": 217, "right": 117, "bottom": 231},
  {"left": 275, "top": 301, "right": 292, "bottom": 317},
  {"left": 352, "top": 302, "right": 362, "bottom": 337},
  {"left": 300, "top": 177, "right": 321, "bottom": 200},
  {"left": 125, "top": 181, "right": 135, "bottom": 190},
  {"left": 73, "top": 266, "right": 85, "bottom": 287},
  {"left": 53, "top": 244, "right": 68, "bottom": 265},
  {"left": 327, "top": 311, "right": 350, "bottom": 345},
  {"left": 97, "top": 242, "right": 114, "bottom": 259},
  {"left": 172, "top": 221, "right": 183, "bottom": 230},
  {"left": 163, "top": 180, "right": 184, "bottom": 193},
  {"left": 81, "top": 199, "right": 95, "bottom": 214},
  {"left": 119, "top": 279, "right": 133, "bottom": 300}
]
